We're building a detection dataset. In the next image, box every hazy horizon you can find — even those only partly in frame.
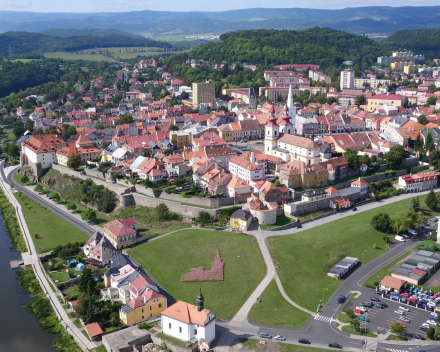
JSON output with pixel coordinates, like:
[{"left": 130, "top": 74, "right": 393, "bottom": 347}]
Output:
[{"left": 0, "top": 1, "right": 439, "bottom": 13}]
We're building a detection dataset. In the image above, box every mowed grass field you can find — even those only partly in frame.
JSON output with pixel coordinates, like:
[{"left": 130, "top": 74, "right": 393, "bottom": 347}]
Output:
[
  {"left": 14, "top": 192, "right": 89, "bottom": 253},
  {"left": 127, "top": 229, "right": 266, "bottom": 320},
  {"left": 43, "top": 52, "right": 115, "bottom": 62},
  {"left": 248, "top": 280, "right": 311, "bottom": 329},
  {"left": 268, "top": 192, "right": 440, "bottom": 312}
]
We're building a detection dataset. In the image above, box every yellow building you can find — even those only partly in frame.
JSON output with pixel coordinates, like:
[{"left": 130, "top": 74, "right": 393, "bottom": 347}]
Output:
[
  {"left": 120, "top": 276, "right": 167, "bottom": 325},
  {"left": 192, "top": 81, "right": 215, "bottom": 104},
  {"left": 279, "top": 160, "right": 329, "bottom": 189},
  {"left": 366, "top": 94, "right": 405, "bottom": 112},
  {"left": 230, "top": 209, "right": 252, "bottom": 231},
  {"left": 103, "top": 218, "right": 138, "bottom": 250},
  {"left": 404, "top": 63, "right": 427, "bottom": 74},
  {"left": 170, "top": 130, "right": 191, "bottom": 149},
  {"left": 218, "top": 124, "right": 234, "bottom": 142}
]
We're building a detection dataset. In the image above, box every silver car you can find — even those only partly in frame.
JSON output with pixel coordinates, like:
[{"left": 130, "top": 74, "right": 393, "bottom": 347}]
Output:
[
  {"left": 394, "top": 310, "right": 405, "bottom": 315},
  {"left": 399, "top": 306, "right": 410, "bottom": 312}
]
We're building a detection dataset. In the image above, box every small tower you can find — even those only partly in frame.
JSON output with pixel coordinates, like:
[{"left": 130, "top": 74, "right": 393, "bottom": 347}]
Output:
[
  {"left": 286, "top": 84, "right": 296, "bottom": 130},
  {"left": 197, "top": 288, "right": 204, "bottom": 312},
  {"left": 278, "top": 104, "right": 293, "bottom": 135},
  {"left": 248, "top": 87, "right": 257, "bottom": 109},
  {"left": 264, "top": 104, "right": 279, "bottom": 156}
]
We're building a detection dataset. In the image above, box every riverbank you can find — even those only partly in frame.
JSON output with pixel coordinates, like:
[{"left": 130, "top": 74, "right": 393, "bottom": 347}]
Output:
[{"left": 0, "top": 187, "right": 26, "bottom": 252}]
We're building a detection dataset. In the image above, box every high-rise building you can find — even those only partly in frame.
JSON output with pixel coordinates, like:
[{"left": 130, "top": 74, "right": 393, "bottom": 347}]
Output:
[
  {"left": 192, "top": 81, "right": 215, "bottom": 104},
  {"left": 340, "top": 69, "right": 355, "bottom": 90}
]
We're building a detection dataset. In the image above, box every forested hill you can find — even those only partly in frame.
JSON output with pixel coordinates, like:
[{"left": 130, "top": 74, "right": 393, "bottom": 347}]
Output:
[
  {"left": 0, "top": 31, "right": 172, "bottom": 56},
  {"left": 381, "top": 29, "right": 440, "bottom": 59},
  {"left": 39, "top": 28, "right": 145, "bottom": 39},
  {"left": 165, "top": 28, "right": 388, "bottom": 72}
]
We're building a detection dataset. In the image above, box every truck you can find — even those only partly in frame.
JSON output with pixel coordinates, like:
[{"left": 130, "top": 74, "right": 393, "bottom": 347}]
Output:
[{"left": 337, "top": 295, "right": 345, "bottom": 303}]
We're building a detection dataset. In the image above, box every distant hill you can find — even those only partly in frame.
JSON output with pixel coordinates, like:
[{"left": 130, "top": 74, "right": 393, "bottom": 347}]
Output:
[
  {"left": 0, "top": 7, "right": 440, "bottom": 35},
  {"left": 39, "top": 28, "right": 145, "bottom": 39},
  {"left": 0, "top": 31, "right": 172, "bottom": 56},
  {"left": 164, "top": 28, "right": 389, "bottom": 75},
  {"left": 381, "top": 29, "right": 440, "bottom": 58}
]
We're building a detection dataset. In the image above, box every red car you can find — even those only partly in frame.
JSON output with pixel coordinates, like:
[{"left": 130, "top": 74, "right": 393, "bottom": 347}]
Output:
[
  {"left": 401, "top": 293, "right": 409, "bottom": 298},
  {"left": 434, "top": 293, "right": 439, "bottom": 298},
  {"left": 409, "top": 297, "right": 417, "bottom": 302},
  {"left": 353, "top": 309, "right": 362, "bottom": 314}
]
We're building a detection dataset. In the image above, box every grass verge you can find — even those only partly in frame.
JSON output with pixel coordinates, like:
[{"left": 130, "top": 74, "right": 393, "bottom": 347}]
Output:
[
  {"left": 128, "top": 229, "right": 265, "bottom": 320},
  {"left": 248, "top": 279, "right": 311, "bottom": 329},
  {"left": 0, "top": 187, "right": 27, "bottom": 251},
  {"left": 267, "top": 192, "right": 440, "bottom": 312},
  {"left": 362, "top": 251, "right": 411, "bottom": 289},
  {"left": 387, "top": 334, "right": 408, "bottom": 341},
  {"left": 52, "top": 332, "right": 84, "bottom": 352},
  {"left": 14, "top": 192, "right": 89, "bottom": 253},
  {"left": 260, "top": 215, "right": 293, "bottom": 230},
  {"left": 157, "top": 333, "right": 185, "bottom": 346},
  {"left": 341, "top": 325, "right": 377, "bottom": 337}
]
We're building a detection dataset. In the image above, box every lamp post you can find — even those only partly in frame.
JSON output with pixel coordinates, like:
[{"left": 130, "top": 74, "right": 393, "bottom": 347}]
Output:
[{"left": 362, "top": 250, "right": 367, "bottom": 265}]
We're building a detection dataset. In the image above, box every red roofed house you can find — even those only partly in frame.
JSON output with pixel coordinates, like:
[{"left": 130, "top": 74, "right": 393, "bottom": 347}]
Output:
[
  {"left": 397, "top": 172, "right": 437, "bottom": 193},
  {"left": 103, "top": 218, "right": 138, "bottom": 249},
  {"left": 56, "top": 135, "right": 101, "bottom": 167},
  {"left": 119, "top": 275, "right": 167, "bottom": 325},
  {"left": 84, "top": 322, "right": 104, "bottom": 341},
  {"left": 21, "top": 134, "right": 67, "bottom": 176}
]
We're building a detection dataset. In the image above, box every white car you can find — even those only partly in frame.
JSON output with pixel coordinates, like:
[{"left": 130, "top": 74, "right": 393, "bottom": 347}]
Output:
[
  {"left": 356, "top": 306, "right": 367, "bottom": 312},
  {"left": 428, "top": 320, "right": 437, "bottom": 326},
  {"left": 394, "top": 310, "right": 405, "bottom": 315},
  {"left": 274, "top": 335, "right": 286, "bottom": 341},
  {"left": 431, "top": 312, "right": 438, "bottom": 317},
  {"left": 399, "top": 306, "right": 410, "bottom": 312},
  {"left": 422, "top": 323, "right": 430, "bottom": 328},
  {"left": 408, "top": 229, "right": 417, "bottom": 235}
]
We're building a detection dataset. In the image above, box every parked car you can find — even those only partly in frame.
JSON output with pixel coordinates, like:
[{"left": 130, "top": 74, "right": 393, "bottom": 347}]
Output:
[
  {"left": 400, "top": 317, "right": 410, "bottom": 323},
  {"left": 214, "top": 227, "right": 222, "bottom": 230},
  {"left": 259, "top": 332, "right": 272, "bottom": 339},
  {"left": 420, "top": 326, "right": 428, "bottom": 332},
  {"left": 375, "top": 303, "right": 385, "bottom": 309},
  {"left": 274, "top": 335, "right": 285, "bottom": 341},
  {"left": 362, "top": 302, "right": 373, "bottom": 307},
  {"left": 401, "top": 293, "right": 409, "bottom": 298},
  {"left": 408, "top": 229, "right": 417, "bottom": 235},
  {"left": 395, "top": 235, "right": 406, "bottom": 242},
  {"left": 356, "top": 306, "right": 367, "bottom": 313},
  {"left": 430, "top": 218, "right": 438, "bottom": 222},
  {"left": 337, "top": 295, "right": 345, "bottom": 303},
  {"left": 376, "top": 289, "right": 383, "bottom": 295},
  {"left": 399, "top": 306, "right": 410, "bottom": 312},
  {"left": 414, "top": 333, "right": 425, "bottom": 340},
  {"left": 328, "top": 342, "right": 342, "bottom": 349},
  {"left": 353, "top": 308, "right": 362, "bottom": 314},
  {"left": 352, "top": 207, "right": 357, "bottom": 211},
  {"left": 359, "top": 316, "right": 370, "bottom": 322},
  {"left": 428, "top": 320, "right": 437, "bottom": 326},
  {"left": 298, "top": 338, "right": 310, "bottom": 344},
  {"left": 370, "top": 297, "right": 380, "bottom": 302},
  {"left": 409, "top": 297, "right": 417, "bottom": 302},
  {"left": 394, "top": 310, "right": 405, "bottom": 315}
]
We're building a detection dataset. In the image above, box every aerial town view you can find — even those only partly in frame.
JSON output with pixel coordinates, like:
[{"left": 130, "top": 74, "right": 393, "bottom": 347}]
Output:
[{"left": 3, "top": 2, "right": 440, "bottom": 352}]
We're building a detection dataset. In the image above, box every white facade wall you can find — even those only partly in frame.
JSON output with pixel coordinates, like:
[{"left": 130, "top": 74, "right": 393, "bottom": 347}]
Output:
[
  {"left": 161, "top": 315, "right": 215, "bottom": 344},
  {"left": 227, "top": 185, "right": 252, "bottom": 197},
  {"left": 276, "top": 142, "right": 320, "bottom": 165},
  {"left": 22, "top": 146, "right": 57, "bottom": 169}
]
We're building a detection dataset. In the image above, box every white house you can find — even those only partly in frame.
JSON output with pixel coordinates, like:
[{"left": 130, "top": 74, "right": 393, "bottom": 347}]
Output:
[
  {"left": 229, "top": 154, "right": 264, "bottom": 183},
  {"left": 160, "top": 291, "right": 216, "bottom": 345}
]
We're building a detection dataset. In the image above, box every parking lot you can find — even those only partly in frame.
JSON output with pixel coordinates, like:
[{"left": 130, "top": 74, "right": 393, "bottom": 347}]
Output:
[{"left": 348, "top": 290, "right": 439, "bottom": 339}]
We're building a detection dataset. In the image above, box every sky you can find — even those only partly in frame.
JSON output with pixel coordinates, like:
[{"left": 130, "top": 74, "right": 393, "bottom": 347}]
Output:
[{"left": 0, "top": 0, "right": 439, "bottom": 12}]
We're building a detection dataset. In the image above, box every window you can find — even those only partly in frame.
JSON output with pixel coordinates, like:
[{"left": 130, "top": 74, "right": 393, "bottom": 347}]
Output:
[
  {"left": 142, "top": 315, "right": 144, "bottom": 319},
  {"left": 179, "top": 327, "right": 182, "bottom": 333},
  {"left": 158, "top": 303, "right": 162, "bottom": 308},
  {"left": 142, "top": 308, "right": 144, "bottom": 313},
  {"left": 169, "top": 323, "right": 171, "bottom": 329},
  {"left": 193, "top": 329, "right": 197, "bottom": 335},
  {"left": 150, "top": 306, "right": 152, "bottom": 310}
]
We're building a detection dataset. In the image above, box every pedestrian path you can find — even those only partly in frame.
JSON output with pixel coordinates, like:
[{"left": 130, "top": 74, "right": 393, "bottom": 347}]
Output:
[
  {"left": 314, "top": 314, "right": 333, "bottom": 323},
  {"left": 383, "top": 348, "right": 408, "bottom": 352},
  {"left": 364, "top": 341, "right": 377, "bottom": 350}
]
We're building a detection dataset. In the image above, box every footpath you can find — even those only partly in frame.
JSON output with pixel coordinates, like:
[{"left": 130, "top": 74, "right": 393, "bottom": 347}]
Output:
[{"left": 0, "top": 162, "right": 97, "bottom": 351}]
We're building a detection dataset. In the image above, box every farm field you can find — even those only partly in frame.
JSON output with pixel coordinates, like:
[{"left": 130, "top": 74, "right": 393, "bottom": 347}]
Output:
[{"left": 43, "top": 52, "right": 115, "bottom": 62}]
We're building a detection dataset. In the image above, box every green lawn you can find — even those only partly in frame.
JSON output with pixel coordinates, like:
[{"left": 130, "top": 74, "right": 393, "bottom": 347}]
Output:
[
  {"left": 157, "top": 333, "right": 185, "bottom": 346},
  {"left": 267, "top": 192, "right": 440, "bottom": 312},
  {"left": 341, "top": 325, "right": 377, "bottom": 337},
  {"left": 14, "top": 172, "right": 33, "bottom": 186},
  {"left": 337, "top": 312, "right": 351, "bottom": 323},
  {"left": 7, "top": 130, "right": 17, "bottom": 141},
  {"left": 90, "top": 346, "right": 107, "bottom": 352},
  {"left": 387, "top": 334, "right": 408, "bottom": 341},
  {"left": 296, "top": 208, "right": 334, "bottom": 222},
  {"left": 248, "top": 280, "right": 311, "bottom": 329},
  {"left": 43, "top": 52, "right": 115, "bottom": 62},
  {"left": 14, "top": 192, "right": 89, "bottom": 253},
  {"left": 62, "top": 286, "right": 80, "bottom": 301},
  {"left": 128, "top": 229, "right": 266, "bottom": 320},
  {"left": 49, "top": 268, "right": 83, "bottom": 283},
  {"left": 363, "top": 252, "right": 411, "bottom": 289},
  {"left": 260, "top": 215, "right": 293, "bottom": 230}
]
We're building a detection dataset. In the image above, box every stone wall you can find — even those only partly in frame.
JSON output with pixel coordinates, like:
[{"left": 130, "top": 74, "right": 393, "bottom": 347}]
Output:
[{"left": 150, "top": 334, "right": 199, "bottom": 352}]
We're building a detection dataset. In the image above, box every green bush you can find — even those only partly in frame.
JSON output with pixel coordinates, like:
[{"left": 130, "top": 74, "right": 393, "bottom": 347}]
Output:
[
  {"left": 415, "top": 241, "right": 436, "bottom": 252},
  {"left": 153, "top": 188, "right": 162, "bottom": 198}
]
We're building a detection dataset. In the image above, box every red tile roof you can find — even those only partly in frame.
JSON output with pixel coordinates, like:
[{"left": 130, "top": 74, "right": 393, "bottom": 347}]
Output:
[
  {"left": 103, "top": 219, "right": 137, "bottom": 238},
  {"left": 85, "top": 322, "right": 103, "bottom": 337}
]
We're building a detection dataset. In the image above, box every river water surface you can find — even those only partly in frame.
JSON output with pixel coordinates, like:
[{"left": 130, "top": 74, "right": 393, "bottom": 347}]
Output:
[{"left": 0, "top": 211, "right": 56, "bottom": 352}]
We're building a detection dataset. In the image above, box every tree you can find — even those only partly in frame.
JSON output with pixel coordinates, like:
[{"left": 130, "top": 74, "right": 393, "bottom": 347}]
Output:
[
  {"left": 371, "top": 213, "right": 391, "bottom": 233},
  {"left": 426, "top": 132, "right": 435, "bottom": 151},
  {"left": 415, "top": 211, "right": 426, "bottom": 227},
  {"left": 354, "top": 95, "right": 366, "bottom": 106},
  {"left": 168, "top": 124, "right": 179, "bottom": 131},
  {"left": 417, "top": 114, "right": 428, "bottom": 125},
  {"left": 414, "top": 133, "right": 423, "bottom": 150},
  {"left": 34, "top": 183, "right": 43, "bottom": 192},
  {"left": 52, "top": 193, "right": 61, "bottom": 202},
  {"left": 343, "top": 148, "right": 360, "bottom": 170},
  {"left": 392, "top": 213, "right": 414, "bottom": 235},
  {"left": 350, "top": 318, "right": 361, "bottom": 332},
  {"left": 78, "top": 268, "right": 93, "bottom": 294},
  {"left": 195, "top": 211, "right": 211, "bottom": 226},
  {"left": 390, "top": 321, "right": 407, "bottom": 335},
  {"left": 218, "top": 106, "right": 229, "bottom": 112},
  {"left": 384, "top": 145, "right": 410, "bottom": 169},
  {"left": 415, "top": 241, "right": 436, "bottom": 252},
  {"left": 7, "top": 143, "right": 19, "bottom": 157},
  {"left": 155, "top": 203, "right": 170, "bottom": 222},
  {"left": 95, "top": 123, "right": 105, "bottom": 130},
  {"left": 66, "top": 202, "right": 77, "bottom": 211},
  {"left": 21, "top": 174, "right": 29, "bottom": 184},
  {"left": 427, "top": 326, "right": 436, "bottom": 340},
  {"left": 24, "top": 120, "right": 33, "bottom": 131},
  {"left": 426, "top": 189, "right": 438, "bottom": 210},
  {"left": 83, "top": 102, "right": 91, "bottom": 110},
  {"left": 67, "top": 154, "right": 82, "bottom": 170},
  {"left": 81, "top": 207, "right": 97, "bottom": 222},
  {"left": 429, "top": 149, "right": 440, "bottom": 170},
  {"left": 410, "top": 197, "right": 420, "bottom": 212},
  {"left": 180, "top": 91, "right": 189, "bottom": 99},
  {"left": 359, "top": 154, "right": 371, "bottom": 167}
]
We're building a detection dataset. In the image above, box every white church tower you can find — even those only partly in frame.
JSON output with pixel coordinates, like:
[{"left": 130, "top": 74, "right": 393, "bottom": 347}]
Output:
[
  {"left": 287, "top": 84, "right": 296, "bottom": 133},
  {"left": 265, "top": 104, "right": 279, "bottom": 155},
  {"left": 279, "top": 104, "right": 294, "bottom": 135}
]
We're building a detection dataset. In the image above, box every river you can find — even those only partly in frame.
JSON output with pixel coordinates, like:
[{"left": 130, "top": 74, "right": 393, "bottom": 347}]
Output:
[{"left": 0, "top": 211, "right": 56, "bottom": 352}]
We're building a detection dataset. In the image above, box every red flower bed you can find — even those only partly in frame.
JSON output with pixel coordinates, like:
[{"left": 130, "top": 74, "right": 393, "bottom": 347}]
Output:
[{"left": 181, "top": 250, "right": 224, "bottom": 282}]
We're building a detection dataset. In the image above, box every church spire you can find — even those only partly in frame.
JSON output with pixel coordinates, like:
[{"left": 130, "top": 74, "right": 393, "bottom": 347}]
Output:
[
  {"left": 197, "top": 288, "right": 204, "bottom": 312},
  {"left": 287, "top": 84, "right": 294, "bottom": 110}
]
